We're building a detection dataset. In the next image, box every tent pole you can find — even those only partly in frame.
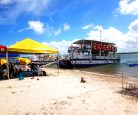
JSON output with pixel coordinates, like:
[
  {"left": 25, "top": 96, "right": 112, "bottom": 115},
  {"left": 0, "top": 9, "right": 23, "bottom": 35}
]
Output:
[
  {"left": 6, "top": 51, "right": 9, "bottom": 79},
  {"left": 122, "top": 71, "right": 124, "bottom": 92},
  {"left": 57, "top": 53, "right": 59, "bottom": 76}
]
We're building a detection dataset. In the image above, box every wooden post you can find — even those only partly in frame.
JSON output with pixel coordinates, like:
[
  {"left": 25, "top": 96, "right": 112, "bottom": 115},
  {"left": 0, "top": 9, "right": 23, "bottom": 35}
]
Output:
[
  {"left": 57, "top": 53, "right": 59, "bottom": 76},
  {"left": 6, "top": 51, "right": 9, "bottom": 79},
  {"left": 122, "top": 71, "right": 124, "bottom": 91}
]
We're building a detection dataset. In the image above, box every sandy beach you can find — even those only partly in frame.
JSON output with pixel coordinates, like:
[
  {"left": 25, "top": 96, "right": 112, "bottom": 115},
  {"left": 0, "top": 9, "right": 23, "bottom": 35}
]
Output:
[{"left": 0, "top": 67, "right": 138, "bottom": 115}]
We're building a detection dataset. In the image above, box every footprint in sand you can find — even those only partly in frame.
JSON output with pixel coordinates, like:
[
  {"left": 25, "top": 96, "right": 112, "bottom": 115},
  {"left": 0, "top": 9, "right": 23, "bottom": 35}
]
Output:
[
  {"left": 67, "top": 96, "right": 73, "bottom": 99},
  {"left": 82, "top": 99, "right": 86, "bottom": 104},
  {"left": 24, "top": 112, "right": 31, "bottom": 115},
  {"left": 8, "top": 86, "right": 12, "bottom": 89},
  {"left": 11, "top": 91, "right": 16, "bottom": 94},
  {"left": 40, "top": 106, "right": 46, "bottom": 111}
]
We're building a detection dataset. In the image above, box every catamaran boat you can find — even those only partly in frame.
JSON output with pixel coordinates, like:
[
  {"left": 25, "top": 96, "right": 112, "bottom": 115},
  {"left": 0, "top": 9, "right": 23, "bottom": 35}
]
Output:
[{"left": 59, "top": 39, "right": 120, "bottom": 68}]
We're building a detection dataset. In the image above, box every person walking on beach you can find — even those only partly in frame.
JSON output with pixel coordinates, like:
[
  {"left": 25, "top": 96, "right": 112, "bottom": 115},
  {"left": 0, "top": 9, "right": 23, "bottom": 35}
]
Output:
[
  {"left": 9, "top": 62, "right": 14, "bottom": 78},
  {"left": 31, "top": 63, "right": 35, "bottom": 79}
]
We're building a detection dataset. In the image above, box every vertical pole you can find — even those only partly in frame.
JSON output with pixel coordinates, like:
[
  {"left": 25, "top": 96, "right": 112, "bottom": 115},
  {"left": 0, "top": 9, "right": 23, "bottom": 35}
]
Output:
[
  {"left": 91, "top": 41, "right": 92, "bottom": 59},
  {"left": 122, "top": 71, "right": 123, "bottom": 91},
  {"left": 38, "top": 54, "right": 40, "bottom": 76},
  {"left": 6, "top": 51, "right": 9, "bottom": 79},
  {"left": 99, "top": 30, "right": 102, "bottom": 58},
  {"left": 83, "top": 40, "right": 84, "bottom": 57},
  {"left": 57, "top": 52, "right": 59, "bottom": 76}
]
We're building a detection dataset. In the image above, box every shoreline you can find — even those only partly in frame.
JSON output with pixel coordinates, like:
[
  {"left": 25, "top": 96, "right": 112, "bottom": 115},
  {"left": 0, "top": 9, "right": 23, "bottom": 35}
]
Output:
[
  {"left": 44, "top": 67, "right": 126, "bottom": 83},
  {"left": 0, "top": 67, "right": 137, "bottom": 115}
]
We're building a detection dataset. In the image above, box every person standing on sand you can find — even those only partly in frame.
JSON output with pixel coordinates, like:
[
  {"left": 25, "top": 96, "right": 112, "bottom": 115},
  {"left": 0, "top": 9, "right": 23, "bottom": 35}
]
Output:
[
  {"left": 30, "top": 63, "right": 35, "bottom": 79},
  {"left": 9, "top": 62, "right": 14, "bottom": 78}
]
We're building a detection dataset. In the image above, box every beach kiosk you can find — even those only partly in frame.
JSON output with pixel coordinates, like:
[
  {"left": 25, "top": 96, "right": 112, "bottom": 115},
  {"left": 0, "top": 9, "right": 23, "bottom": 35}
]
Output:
[{"left": 7, "top": 38, "right": 59, "bottom": 79}]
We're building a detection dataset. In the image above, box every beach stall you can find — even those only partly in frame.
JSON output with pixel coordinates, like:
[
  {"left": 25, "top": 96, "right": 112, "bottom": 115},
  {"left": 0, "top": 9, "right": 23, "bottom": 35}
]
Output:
[{"left": 7, "top": 38, "right": 58, "bottom": 79}]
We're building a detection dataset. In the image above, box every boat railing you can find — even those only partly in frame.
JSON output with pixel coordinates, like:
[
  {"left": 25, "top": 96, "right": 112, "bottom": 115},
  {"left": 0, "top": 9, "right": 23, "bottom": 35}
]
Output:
[
  {"left": 95, "top": 56, "right": 120, "bottom": 60},
  {"left": 71, "top": 55, "right": 120, "bottom": 60},
  {"left": 71, "top": 54, "right": 92, "bottom": 59}
]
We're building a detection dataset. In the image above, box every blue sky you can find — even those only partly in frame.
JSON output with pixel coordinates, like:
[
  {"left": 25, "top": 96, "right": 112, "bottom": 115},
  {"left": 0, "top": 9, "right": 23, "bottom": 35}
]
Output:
[{"left": 0, "top": 0, "right": 138, "bottom": 54}]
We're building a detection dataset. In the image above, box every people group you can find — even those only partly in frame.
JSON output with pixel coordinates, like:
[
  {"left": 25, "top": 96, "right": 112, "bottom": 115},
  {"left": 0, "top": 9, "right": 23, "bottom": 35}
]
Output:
[
  {"left": 0, "top": 62, "right": 21, "bottom": 79},
  {"left": 0, "top": 62, "right": 47, "bottom": 80}
]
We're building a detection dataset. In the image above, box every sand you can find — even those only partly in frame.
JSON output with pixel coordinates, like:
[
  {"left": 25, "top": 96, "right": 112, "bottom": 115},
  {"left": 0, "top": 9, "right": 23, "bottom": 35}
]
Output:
[{"left": 0, "top": 67, "right": 138, "bottom": 115}]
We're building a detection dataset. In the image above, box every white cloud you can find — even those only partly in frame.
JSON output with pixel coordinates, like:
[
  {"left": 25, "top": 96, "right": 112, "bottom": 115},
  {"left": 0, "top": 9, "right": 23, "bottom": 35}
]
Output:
[
  {"left": 17, "top": 27, "right": 28, "bottom": 33},
  {"left": 0, "top": 0, "right": 13, "bottom": 5},
  {"left": 44, "top": 19, "right": 138, "bottom": 54},
  {"left": 117, "top": 0, "right": 138, "bottom": 15},
  {"left": 82, "top": 24, "right": 93, "bottom": 30},
  {"left": 63, "top": 23, "right": 70, "bottom": 31},
  {"left": 127, "top": 19, "right": 138, "bottom": 44},
  {"left": 28, "top": 21, "right": 45, "bottom": 34},
  {"left": 18, "top": 20, "right": 45, "bottom": 34},
  {"left": 52, "top": 23, "right": 70, "bottom": 36},
  {"left": 0, "top": 0, "right": 49, "bottom": 24},
  {"left": 42, "top": 40, "right": 75, "bottom": 54},
  {"left": 53, "top": 28, "right": 61, "bottom": 36},
  {"left": 86, "top": 26, "right": 128, "bottom": 51},
  {"left": 128, "top": 19, "right": 138, "bottom": 31},
  {"left": 85, "top": 19, "right": 138, "bottom": 52},
  {"left": 18, "top": 21, "right": 71, "bottom": 35}
]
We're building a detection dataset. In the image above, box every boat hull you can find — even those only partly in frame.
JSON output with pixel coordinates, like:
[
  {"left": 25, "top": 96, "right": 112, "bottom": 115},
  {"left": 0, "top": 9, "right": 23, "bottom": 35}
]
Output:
[
  {"left": 59, "top": 58, "right": 120, "bottom": 68},
  {"left": 72, "top": 63, "right": 106, "bottom": 68}
]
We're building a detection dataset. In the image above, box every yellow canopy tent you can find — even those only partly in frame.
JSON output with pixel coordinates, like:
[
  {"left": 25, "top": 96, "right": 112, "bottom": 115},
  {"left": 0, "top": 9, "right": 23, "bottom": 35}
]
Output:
[
  {"left": 6, "top": 38, "right": 59, "bottom": 79},
  {"left": 17, "top": 58, "right": 31, "bottom": 65},
  {"left": 8, "top": 38, "right": 58, "bottom": 54}
]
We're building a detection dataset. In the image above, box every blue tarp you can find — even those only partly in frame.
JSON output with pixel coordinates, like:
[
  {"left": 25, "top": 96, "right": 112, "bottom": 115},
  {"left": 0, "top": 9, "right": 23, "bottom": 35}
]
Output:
[{"left": 0, "top": 54, "right": 19, "bottom": 57}]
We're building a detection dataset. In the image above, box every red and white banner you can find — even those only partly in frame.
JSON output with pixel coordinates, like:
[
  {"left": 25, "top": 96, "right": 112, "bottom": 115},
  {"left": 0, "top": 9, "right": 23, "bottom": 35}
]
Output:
[{"left": 92, "top": 42, "right": 117, "bottom": 52}]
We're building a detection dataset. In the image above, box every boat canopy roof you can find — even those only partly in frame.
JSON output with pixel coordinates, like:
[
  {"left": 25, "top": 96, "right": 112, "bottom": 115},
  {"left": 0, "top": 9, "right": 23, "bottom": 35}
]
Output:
[{"left": 72, "top": 40, "right": 115, "bottom": 45}]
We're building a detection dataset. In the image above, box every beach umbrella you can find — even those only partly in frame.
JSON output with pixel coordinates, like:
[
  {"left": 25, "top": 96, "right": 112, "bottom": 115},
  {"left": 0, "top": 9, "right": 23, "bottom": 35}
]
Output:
[
  {"left": 0, "top": 59, "right": 7, "bottom": 65},
  {"left": 17, "top": 58, "right": 31, "bottom": 65}
]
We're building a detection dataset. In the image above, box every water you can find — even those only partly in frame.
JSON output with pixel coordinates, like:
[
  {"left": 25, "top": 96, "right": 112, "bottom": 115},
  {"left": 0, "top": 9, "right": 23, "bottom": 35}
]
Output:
[
  {"left": 80, "top": 52, "right": 138, "bottom": 77},
  {"left": 48, "top": 63, "right": 138, "bottom": 78},
  {"left": 48, "top": 53, "right": 138, "bottom": 77},
  {"left": 119, "top": 53, "right": 138, "bottom": 63},
  {"left": 79, "top": 63, "right": 138, "bottom": 77}
]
